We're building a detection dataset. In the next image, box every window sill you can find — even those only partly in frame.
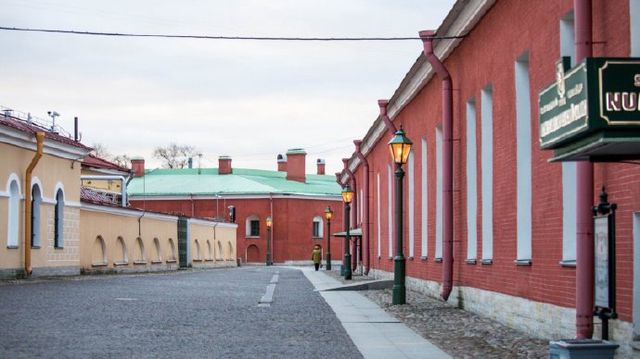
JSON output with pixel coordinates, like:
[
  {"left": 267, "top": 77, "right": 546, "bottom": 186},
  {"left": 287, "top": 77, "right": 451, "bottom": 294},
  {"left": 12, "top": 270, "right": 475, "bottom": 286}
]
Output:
[
  {"left": 114, "top": 261, "right": 128, "bottom": 266},
  {"left": 434, "top": 257, "right": 443, "bottom": 263},
  {"left": 6, "top": 245, "right": 18, "bottom": 249},
  {"left": 133, "top": 260, "right": 147, "bottom": 265},
  {"left": 205, "top": 259, "right": 214, "bottom": 262},
  {"left": 408, "top": 256, "right": 414, "bottom": 261},
  {"left": 91, "top": 262, "right": 108, "bottom": 267},
  {"left": 54, "top": 246, "right": 64, "bottom": 250},
  {"left": 166, "top": 259, "right": 177, "bottom": 264},
  {"left": 388, "top": 256, "right": 393, "bottom": 261},
  {"left": 193, "top": 259, "right": 203, "bottom": 262},
  {"left": 559, "top": 260, "right": 576, "bottom": 268},
  {"left": 481, "top": 259, "right": 493, "bottom": 265},
  {"left": 420, "top": 256, "right": 428, "bottom": 262},
  {"left": 32, "top": 245, "right": 41, "bottom": 250},
  {"left": 312, "top": 237, "right": 323, "bottom": 240},
  {"left": 245, "top": 236, "right": 260, "bottom": 240},
  {"left": 151, "top": 260, "right": 163, "bottom": 264},
  {"left": 466, "top": 259, "right": 477, "bottom": 265},
  {"left": 515, "top": 259, "right": 532, "bottom": 266}
]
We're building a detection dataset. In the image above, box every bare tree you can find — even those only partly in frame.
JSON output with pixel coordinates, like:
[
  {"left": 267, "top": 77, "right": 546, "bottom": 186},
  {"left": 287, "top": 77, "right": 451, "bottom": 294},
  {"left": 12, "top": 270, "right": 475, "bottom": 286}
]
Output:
[
  {"left": 152, "top": 143, "right": 201, "bottom": 169},
  {"left": 90, "top": 143, "right": 132, "bottom": 169}
]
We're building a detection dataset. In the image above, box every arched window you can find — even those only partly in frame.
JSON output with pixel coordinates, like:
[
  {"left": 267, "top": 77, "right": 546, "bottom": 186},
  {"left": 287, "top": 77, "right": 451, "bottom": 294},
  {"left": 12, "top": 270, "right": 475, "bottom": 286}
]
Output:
[
  {"left": 153, "top": 237, "right": 161, "bottom": 262},
  {"left": 54, "top": 189, "right": 64, "bottom": 248},
  {"left": 207, "top": 240, "right": 213, "bottom": 260},
  {"left": 134, "top": 237, "right": 145, "bottom": 263},
  {"left": 31, "top": 183, "right": 42, "bottom": 248},
  {"left": 115, "top": 236, "right": 128, "bottom": 265},
  {"left": 194, "top": 239, "right": 201, "bottom": 260},
  {"left": 312, "top": 216, "right": 323, "bottom": 238},
  {"left": 7, "top": 177, "right": 21, "bottom": 248},
  {"left": 92, "top": 236, "right": 107, "bottom": 266},
  {"left": 168, "top": 238, "right": 176, "bottom": 262},
  {"left": 245, "top": 215, "right": 260, "bottom": 237}
]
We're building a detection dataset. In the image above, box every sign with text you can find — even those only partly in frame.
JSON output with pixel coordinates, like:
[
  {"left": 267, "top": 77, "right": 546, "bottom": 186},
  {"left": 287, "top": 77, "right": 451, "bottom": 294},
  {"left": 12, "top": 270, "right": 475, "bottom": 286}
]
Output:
[{"left": 539, "top": 58, "right": 640, "bottom": 149}]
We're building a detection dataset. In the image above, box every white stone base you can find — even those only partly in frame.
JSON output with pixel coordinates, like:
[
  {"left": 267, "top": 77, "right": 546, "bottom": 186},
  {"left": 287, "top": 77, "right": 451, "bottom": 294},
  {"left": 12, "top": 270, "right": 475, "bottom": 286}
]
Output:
[{"left": 369, "top": 269, "right": 636, "bottom": 358}]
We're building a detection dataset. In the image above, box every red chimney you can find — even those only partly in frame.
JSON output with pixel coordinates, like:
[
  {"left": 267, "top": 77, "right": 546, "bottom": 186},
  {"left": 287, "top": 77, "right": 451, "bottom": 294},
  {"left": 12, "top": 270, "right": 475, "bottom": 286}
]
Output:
[
  {"left": 316, "top": 158, "right": 325, "bottom": 175},
  {"left": 286, "top": 148, "right": 306, "bottom": 182},
  {"left": 277, "top": 154, "right": 287, "bottom": 172},
  {"left": 131, "top": 157, "right": 145, "bottom": 177},
  {"left": 219, "top": 156, "right": 232, "bottom": 175}
]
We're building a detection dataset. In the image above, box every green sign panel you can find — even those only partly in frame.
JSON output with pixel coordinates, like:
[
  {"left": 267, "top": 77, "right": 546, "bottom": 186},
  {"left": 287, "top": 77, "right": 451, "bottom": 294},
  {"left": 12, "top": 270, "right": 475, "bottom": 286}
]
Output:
[{"left": 539, "top": 57, "right": 640, "bottom": 150}]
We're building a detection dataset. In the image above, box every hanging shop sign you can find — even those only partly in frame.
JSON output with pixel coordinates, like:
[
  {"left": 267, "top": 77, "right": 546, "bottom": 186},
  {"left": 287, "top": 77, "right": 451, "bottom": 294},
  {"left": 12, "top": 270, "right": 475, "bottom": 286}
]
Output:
[{"left": 539, "top": 57, "right": 640, "bottom": 161}]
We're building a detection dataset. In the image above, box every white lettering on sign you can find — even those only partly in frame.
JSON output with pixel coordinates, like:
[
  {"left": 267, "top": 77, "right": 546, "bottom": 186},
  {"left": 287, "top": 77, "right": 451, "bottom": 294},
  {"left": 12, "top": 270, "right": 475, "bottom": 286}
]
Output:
[
  {"left": 567, "top": 83, "right": 584, "bottom": 99},
  {"left": 606, "top": 92, "right": 640, "bottom": 112},
  {"left": 540, "top": 99, "right": 588, "bottom": 137},
  {"left": 635, "top": 74, "right": 640, "bottom": 87}
]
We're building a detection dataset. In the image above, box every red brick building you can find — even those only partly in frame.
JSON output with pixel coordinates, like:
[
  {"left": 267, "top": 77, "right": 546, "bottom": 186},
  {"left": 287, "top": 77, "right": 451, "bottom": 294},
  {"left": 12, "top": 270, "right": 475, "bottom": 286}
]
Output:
[
  {"left": 128, "top": 149, "right": 343, "bottom": 265},
  {"left": 339, "top": 0, "right": 640, "bottom": 354}
]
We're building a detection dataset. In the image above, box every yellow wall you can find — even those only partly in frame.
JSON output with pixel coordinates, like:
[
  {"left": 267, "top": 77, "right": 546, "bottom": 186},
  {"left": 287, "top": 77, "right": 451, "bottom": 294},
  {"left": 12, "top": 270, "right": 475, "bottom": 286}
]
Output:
[
  {"left": 80, "top": 206, "right": 238, "bottom": 272},
  {"left": 0, "top": 142, "right": 83, "bottom": 276},
  {"left": 189, "top": 219, "right": 237, "bottom": 268}
]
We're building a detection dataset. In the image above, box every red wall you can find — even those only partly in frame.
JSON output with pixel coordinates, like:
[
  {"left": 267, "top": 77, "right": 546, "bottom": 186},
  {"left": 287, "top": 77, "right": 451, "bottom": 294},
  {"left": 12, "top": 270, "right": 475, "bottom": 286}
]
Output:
[
  {"left": 351, "top": 0, "right": 636, "bottom": 321},
  {"left": 130, "top": 196, "right": 344, "bottom": 264}
]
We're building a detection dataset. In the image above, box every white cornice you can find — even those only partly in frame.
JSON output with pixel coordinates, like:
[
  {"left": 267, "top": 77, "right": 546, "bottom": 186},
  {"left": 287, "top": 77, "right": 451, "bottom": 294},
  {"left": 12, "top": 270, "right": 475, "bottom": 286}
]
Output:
[
  {"left": 188, "top": 218, "right": 237, "bottom": 229},
  {"left": 0, "top": 126, "right": 90, "bottom": 160},
  {"left": 81, "top": 203, "right": 179, "bottom": 221},
  {"left": 341, "top": 0, "right": 496, "bottom": 185},
  {"left": 128, "top": 194, "right": 341, "bottom": 201}
]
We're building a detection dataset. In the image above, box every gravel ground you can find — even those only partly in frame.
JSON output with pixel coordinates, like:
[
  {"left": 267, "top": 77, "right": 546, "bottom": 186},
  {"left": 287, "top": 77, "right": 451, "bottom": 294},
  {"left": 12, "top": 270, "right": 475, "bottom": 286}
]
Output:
[{"left": 325, "top": 270, "right": 548, "bottom": 359}]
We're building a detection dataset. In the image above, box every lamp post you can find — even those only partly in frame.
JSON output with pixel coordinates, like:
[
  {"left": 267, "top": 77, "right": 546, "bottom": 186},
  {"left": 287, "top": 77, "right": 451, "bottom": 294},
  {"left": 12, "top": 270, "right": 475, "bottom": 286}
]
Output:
[
  {"left": 388, "top": 127, "right": 412, "bottom": 305},
  {"left": 342, "top": 186, "right": 354, "bottom": 280},
  {"left": 265, "top": 215, "right": 273, "bottom": 266},
  {"left": 324, "top": 206, "right": 333, "bottom": 270}
]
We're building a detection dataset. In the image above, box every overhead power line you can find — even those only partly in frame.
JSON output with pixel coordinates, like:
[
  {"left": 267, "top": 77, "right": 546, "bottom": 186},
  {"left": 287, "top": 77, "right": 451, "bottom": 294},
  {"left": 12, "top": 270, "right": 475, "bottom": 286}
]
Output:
[{"left": 0, "top": 26, "right": 464, "bottom": 41}]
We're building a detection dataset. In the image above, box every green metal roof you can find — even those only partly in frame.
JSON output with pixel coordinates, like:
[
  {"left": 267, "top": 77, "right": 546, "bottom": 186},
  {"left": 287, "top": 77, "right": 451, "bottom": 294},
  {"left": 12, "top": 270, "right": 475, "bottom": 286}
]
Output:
[{"left": 127, "top": 168, "right": 341, "bottom": 197}]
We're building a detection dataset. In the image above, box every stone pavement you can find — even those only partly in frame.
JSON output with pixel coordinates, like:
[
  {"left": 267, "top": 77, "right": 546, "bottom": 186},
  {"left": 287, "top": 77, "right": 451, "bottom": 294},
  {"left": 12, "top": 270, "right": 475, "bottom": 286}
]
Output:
[
  {"left": 323, "top": 269, "right": 549, "bottom": 359},
  {"left": 302, "top": 267, "right": 452, "bottom": 359}
]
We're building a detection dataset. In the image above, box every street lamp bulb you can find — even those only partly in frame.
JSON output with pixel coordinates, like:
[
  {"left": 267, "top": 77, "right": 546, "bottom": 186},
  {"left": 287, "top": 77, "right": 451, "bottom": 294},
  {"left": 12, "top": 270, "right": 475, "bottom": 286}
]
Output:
[
  {"left": 341, "top": 186, "right": 354, "bottom": 204},
  {"left": 265, "top": 215, "right": 272, "bottom": 228},
  {"left": 388, "top": 127, "right": 413, "bottom": 164},
  {"left": 324, "top": 206, "right": 333, "bottom": 220}
]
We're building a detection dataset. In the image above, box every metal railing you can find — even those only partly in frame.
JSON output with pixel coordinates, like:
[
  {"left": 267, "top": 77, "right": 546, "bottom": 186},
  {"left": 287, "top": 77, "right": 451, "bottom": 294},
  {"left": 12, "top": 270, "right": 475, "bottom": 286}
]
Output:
[{"left": 1, "top": 104, "right": 73, "bottom": 139}]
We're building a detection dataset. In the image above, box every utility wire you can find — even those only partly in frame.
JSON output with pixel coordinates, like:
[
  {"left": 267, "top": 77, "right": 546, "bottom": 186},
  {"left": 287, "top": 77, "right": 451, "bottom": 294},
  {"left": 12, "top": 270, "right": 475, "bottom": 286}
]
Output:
[{"left": 0, "top": 26, "right": 464, "bottom": 41}]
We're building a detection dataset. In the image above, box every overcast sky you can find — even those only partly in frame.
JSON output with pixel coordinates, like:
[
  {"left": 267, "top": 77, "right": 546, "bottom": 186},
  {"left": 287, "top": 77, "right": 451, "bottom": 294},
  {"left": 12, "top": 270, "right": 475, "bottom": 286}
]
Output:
[{"left": 1, "top": 0, "right": 454, "bottom": 174}]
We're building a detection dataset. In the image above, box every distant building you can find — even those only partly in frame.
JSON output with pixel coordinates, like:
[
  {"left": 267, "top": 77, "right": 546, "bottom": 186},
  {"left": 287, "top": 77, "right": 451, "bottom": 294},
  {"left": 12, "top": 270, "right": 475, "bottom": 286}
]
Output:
[
  {"left": 0, "top": 109, "right": 236, "bottom": 277},
  {"left": 127, "top": 149, "right": 344, "bottom": 265}
]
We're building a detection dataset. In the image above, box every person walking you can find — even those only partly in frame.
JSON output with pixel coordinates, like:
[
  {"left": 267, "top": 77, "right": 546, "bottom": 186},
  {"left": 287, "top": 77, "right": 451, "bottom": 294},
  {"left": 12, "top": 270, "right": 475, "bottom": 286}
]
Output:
[{"left": 311, "top": 244, "right": 322, "bottom": 271}]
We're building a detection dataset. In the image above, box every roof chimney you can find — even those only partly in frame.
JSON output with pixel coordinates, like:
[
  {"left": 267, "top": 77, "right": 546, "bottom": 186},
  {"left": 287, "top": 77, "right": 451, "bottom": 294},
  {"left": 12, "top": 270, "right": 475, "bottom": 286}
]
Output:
[
  {"left": 277, "top": 154, "right": 287, "bottom": 172},
  {"left": 286, "top": 148, "right": 306, "bottom": 183},
  {"left": 316, "top": 158, "right": 325, "bottom": 175},
  {"left": 131, "top": 157, "right": 145, "bottom": 177},
  {"left": 219, "top": 156, "right": 232, "bottom": 175},
  {"left": 188, "top": 157, "right": 193, "bottom": 169}
]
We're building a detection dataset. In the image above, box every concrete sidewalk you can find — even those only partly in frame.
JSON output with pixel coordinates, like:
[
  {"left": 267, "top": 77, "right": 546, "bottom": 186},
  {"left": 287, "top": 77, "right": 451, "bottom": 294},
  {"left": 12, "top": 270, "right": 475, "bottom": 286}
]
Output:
[{"left": 301, "top": 268, "right": 452, "bottom": 359}]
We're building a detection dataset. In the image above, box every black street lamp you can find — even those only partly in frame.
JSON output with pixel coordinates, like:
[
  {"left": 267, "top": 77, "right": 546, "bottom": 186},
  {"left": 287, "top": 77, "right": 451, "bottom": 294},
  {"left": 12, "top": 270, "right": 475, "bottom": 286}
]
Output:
[
  {"left": 324, "top": 206, "right": 333, "bottom": 270},
  {"left": 388, "top": 127, "right": 412, "bottom": 305},
  {"left": 342, "top": 186, "right": 354, "bottom": 280},
  {"left": 266, "top": 215, "right": 273, "bottom": 266}
]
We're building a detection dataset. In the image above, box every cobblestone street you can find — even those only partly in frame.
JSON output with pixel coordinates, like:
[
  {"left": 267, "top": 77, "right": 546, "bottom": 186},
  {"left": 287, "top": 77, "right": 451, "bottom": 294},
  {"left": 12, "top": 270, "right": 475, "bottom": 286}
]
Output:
[
  {"left": 326, "top": 270, "right": 549, "bottom": 358},
  {"left": 0, "top": 268, "right": 362, "bottom": 359}
]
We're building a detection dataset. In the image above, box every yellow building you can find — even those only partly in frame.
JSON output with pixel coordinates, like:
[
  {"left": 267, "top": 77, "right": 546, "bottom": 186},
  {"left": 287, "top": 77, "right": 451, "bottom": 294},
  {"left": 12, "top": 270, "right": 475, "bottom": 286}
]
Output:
[{"left": 1, "top": 110, "right": 237, "bottom": 278}]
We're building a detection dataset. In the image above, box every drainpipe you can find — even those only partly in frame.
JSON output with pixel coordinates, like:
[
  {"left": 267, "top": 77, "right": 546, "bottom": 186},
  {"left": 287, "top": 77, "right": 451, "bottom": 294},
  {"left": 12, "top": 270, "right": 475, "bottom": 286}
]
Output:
[
  {"left": 378, "top": 100, "right": 397, "bottom": 133},
  {"left": 420, "top": 30, "right": 454, "bottom": 301},
  {"left": 24, "top": 132, "right": 45, "bottom": 276},
  {"left": 343, "top": 158, "right": 358, "bottom": 272},
  {"left": 354, "top": 140, "right": 371, "bottom": 275},
  {"left": 574, "top": 0, "right": 594, "bottom": 339}
]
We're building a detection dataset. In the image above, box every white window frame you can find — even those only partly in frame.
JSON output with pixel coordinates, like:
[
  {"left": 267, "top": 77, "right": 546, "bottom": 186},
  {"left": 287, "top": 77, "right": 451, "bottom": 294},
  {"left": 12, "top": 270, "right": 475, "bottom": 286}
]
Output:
[
  {"left": 7, "top": 174, "right": 21, "bottom": 248},
  {"left": 31, "top": 181, "right": 43, "bottom": 248},
  {"left": 246, "top": 215, "right": 260, "bottom": 238},
  {"left": 408, "top": 150, "right": 415, "bottom": 258},
  {"left": 435, "top": 126, "right": 443, "bottom": 260},
  {"left": 515, "top": 52, "right": 532, "bottom": 264},
  {"left": 54, "top": 187, "right": 65, "bottom": 248},
  {"left": 481, "top": 86, "right": 493, "bottom": 262},
  {"left": 312, "top": 216, "right": 323, "bottom": 238},
  {"left": 421, "top": 138, "right": 428, "bottom": 258},
  {"left": 466, "top": 99, "right": 478, "bottom": 261}
]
